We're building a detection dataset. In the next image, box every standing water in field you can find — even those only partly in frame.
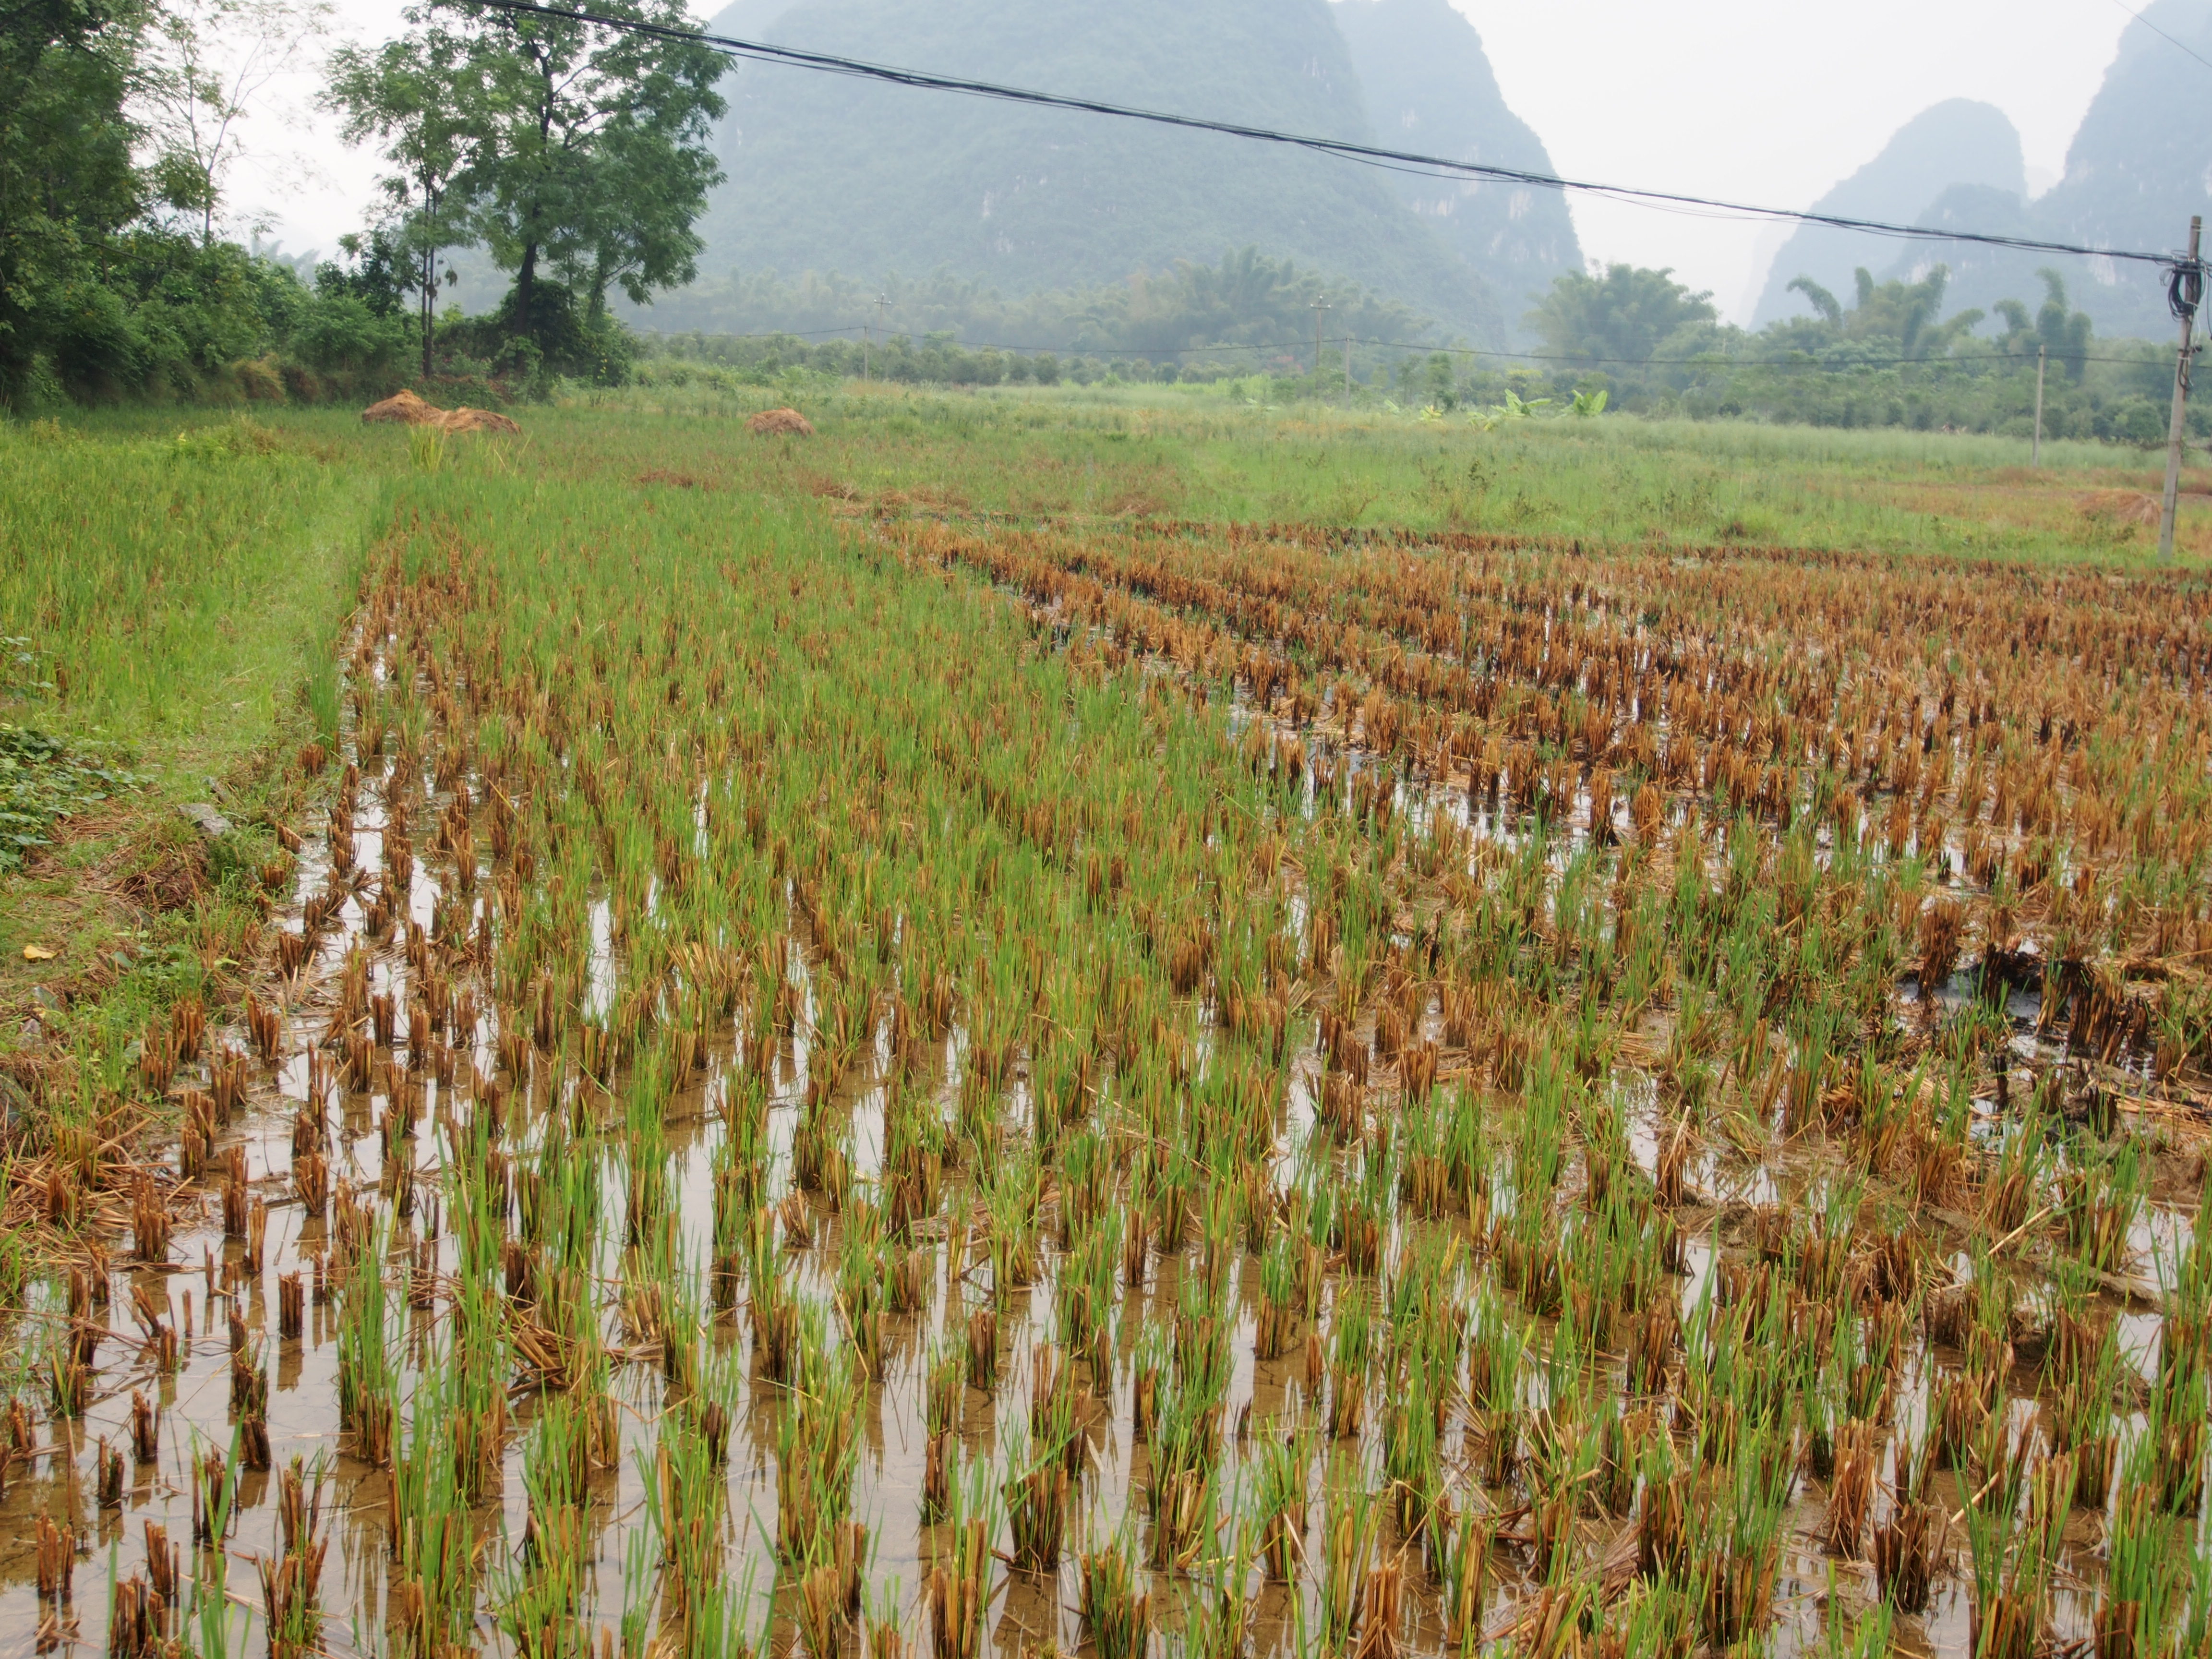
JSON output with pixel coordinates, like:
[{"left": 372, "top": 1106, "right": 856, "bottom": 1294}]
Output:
[{"left": 6, "top": 489, "right": 2212, "bottom": 1659}]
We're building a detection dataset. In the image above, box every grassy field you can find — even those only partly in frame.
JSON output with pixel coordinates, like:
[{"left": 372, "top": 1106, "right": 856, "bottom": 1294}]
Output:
[
  {"left": 565, "top": 380, "right": 2212, "bottom": 560},
  {"left": 0, "top": 387, "right": 2209, "bottom": 1659}
]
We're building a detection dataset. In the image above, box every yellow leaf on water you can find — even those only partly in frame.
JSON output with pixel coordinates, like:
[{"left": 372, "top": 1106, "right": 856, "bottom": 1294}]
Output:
[{"left": 22, "top": 945, "right": 57, "bottom": 962}]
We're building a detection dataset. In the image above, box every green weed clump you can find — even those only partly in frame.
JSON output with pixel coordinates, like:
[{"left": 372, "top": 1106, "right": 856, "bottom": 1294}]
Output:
[{"left": 0, "top": 724, "right": 140, "bottom": 869}]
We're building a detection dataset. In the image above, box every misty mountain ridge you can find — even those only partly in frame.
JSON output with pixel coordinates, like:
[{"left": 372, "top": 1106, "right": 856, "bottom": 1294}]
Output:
[
  {"left": 649, "top": 0, "right": 1576, "bottom": 344},
  {"left": 1331, "top": 0, "right": 1581, "bottom": 312},
  {"left": 667, "top": 0, "right": 2212, "bottom": 354},
  {"left": 1923, "top": 0, "right": 2212, "bottom": 338}
]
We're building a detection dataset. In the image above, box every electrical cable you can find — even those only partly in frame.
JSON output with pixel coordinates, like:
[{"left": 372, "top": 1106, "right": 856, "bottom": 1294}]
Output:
[{"left": 448, "top": 0, "right": 2192, "bottom": 273}]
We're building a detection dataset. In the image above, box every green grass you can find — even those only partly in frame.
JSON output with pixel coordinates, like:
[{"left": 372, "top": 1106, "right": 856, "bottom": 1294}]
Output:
[
  {"left": 0, "top": 415, "right": 376, "bottom": 779},
  {"left": 557, "top": 379, "right": 2212, "bottom": 563},
  {"left": 10, "top": 391, "right": 2193, "bottom": 781},
  {"left": 0, "top": 413, "right": 384, "bottom": 1109}
]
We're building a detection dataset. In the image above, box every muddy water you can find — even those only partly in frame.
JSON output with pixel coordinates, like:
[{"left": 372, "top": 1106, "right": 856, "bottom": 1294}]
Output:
[{"left": 0, "top": 713, "right": 1342, "bottom": 1659}]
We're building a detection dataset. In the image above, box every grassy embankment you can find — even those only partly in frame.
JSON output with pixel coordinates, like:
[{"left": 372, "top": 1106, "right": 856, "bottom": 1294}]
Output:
[{"left": 0, "top": 418, "right": 377, "bottom": 1145}]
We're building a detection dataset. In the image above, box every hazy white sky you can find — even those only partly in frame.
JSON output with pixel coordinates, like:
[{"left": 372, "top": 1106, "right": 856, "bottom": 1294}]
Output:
[
  {"left": 244, "top": 0, "right": 2140, "bottom": 324},
  {"left": 1455, "top": 0, "right": 2136, "bottom": 321}
]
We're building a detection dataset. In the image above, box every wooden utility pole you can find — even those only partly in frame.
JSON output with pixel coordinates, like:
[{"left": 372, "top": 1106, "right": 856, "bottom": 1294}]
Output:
[
  {"left": 2159, "top": 216, "right": 2202, "bottom": 565},
  {"left": 2032, "top": 345, "right": 2045, "bottom": 468},
  {"left": 1311, "top": 296, "right": 1331, "bottom": 385}
]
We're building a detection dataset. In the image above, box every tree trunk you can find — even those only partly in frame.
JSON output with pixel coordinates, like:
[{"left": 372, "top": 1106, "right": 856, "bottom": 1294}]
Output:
[
  {"left": 420, "top": 250, "right": 435, "bottom": 385},
  {"left": 588, "top": 258, "right": 610, "bottom": 329},
  {"left": 516, "top": 241, "right": 538, "bottom": 342}
]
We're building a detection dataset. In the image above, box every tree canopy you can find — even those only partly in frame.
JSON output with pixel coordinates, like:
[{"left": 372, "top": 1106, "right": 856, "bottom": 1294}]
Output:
[
  {"left": 326, "top": 0, "right": 726, "bottom": 376},
  {"left": 1, "top": 0, "right": 422, "bottom": 404},
  {"left": 1526, "top": 265, "right": 1719, "bottom": 369},
  {"left": 325, "top": 23, "right": 478, "bottom": 380},
  {"left": 1, "top": 0, "right": 153, "bottom": 399}
]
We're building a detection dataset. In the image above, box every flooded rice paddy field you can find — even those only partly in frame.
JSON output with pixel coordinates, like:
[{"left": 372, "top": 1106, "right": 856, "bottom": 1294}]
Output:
[{"left": 7, "top": 484, "right": 2212, "bottom": 1659}]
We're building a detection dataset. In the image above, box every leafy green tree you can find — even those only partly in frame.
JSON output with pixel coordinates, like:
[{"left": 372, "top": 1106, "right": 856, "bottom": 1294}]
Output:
[
  {"left": 1525, "top": 264, "right": 1719, "bottom": 368},
  {"left": 294, "top": 229, "right": 414, "bottom": 373},
  {"left": 2033, "top": 268, "right": 2093, "bottom": 381},
  {"left": 1770, "top": 264, "right": 1982, "bottom": 360},
  {"left": 1844, "top": 265, "right": 1980, "bottom": 358},
  {"left": 1426, "top": 351, "right": 1456, "bottom": 409},
  {"left": 447, "top": 0, "right": 726, "bottom": 348},
  {"left": 325, "top": 20, "right": 480, "bottom": 379},
  {"left": 1989, "top": 272, "right": 2093, "bottom": 379},
  {"left": 0, "top": 0, "right": 148, "bottom": 400},
  {"left": 1785, "top": 275, "right": 1843, "bottom": 327},
  {"left": 1775, "top": 261, "right": 2093, "bottom": 384}
]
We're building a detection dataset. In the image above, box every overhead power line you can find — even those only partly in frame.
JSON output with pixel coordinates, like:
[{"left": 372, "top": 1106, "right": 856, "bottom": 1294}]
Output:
[{"left": 452, "top": 0, "right": 2191, "bottom": 273}]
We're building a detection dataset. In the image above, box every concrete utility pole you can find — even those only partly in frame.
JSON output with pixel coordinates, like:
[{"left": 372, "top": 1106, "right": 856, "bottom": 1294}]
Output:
[
  {"left": 2032, "top": 345, "right": 2045, "bottom": 468},
  {"left": 864, "top": 292, "right": 890, "bottom": 383},
  {"left": 1310, "top": 295, "right": 1331, "bottom": 384},
  {"left": 1343, "top": 330, "right": 1353, "bottom": 404},
  {"left": 2159, "top": 215, "right": 2202, "bottom": 565}
]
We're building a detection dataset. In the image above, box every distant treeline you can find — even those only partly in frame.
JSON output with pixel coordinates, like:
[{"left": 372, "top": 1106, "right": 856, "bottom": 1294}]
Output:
[
  {"left": 635, "top": 257, "right": 2199, "bottom": 445},
  {"left": 630, "top": 248, "right": 1440, "bottom": 367},
  {"left": 1509, "top": 263, "right": 2202, "bottom": 444}
]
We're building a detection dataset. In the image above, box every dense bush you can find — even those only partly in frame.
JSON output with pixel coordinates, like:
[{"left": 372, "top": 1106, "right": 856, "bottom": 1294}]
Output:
[
  {"left": 4, "top": 237, "right": 434, "bottom": 411},
  {"left": 1, "top": 0, "right": 406, "bottom": 409},
  {"left": 439, "top": 282, "right": 637, "bottom": 396},
  {"left": 2, "top": 235, "right": 661, "bottom": 413}
]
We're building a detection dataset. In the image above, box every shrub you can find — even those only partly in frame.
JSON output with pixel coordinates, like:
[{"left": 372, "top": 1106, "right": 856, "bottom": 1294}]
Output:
[{"left": 233, "top": 357, "right": 287, "bottom": 403}]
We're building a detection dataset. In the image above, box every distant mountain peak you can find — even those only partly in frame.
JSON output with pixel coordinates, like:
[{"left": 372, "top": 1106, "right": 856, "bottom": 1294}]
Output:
[
  {"left": 1871, "top": 0, "right": 2212, "bottom": 339},
  {"left": 1752, "top": 99, "right": 2024, "bottom": 328},
  {"left": 2024, "top": 0, "right": 2212, "bottom": 332}
]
